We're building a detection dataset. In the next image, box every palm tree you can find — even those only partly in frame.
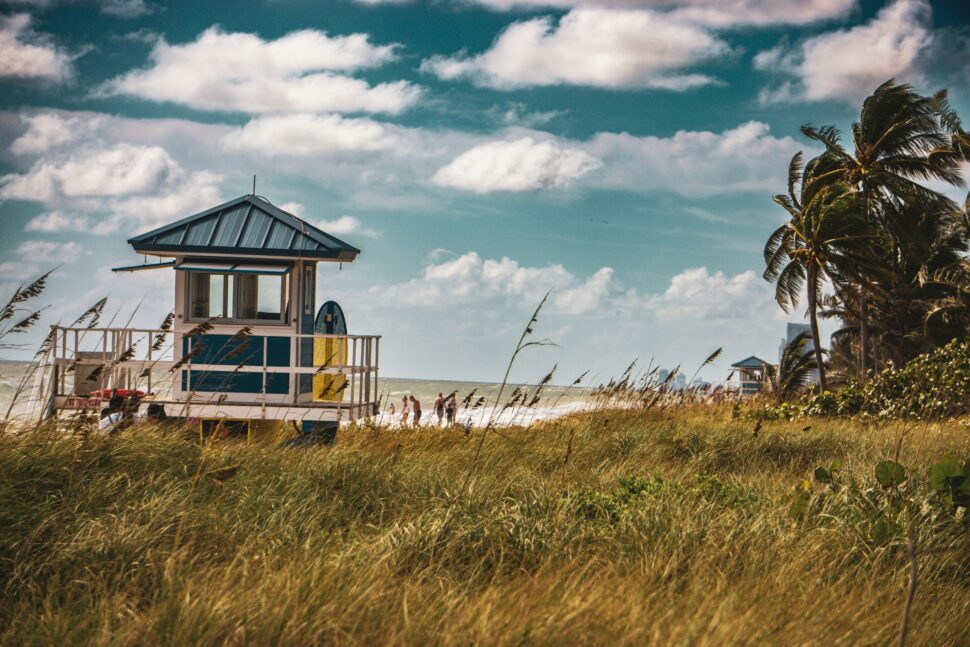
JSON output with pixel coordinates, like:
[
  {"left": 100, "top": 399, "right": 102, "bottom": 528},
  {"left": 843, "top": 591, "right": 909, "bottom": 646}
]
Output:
[
  {"left": 800, "top": 79, "right": 967, "bottom": 378},
  {"left": 921, "top": 193, "right": 970, "bottom": 342},
  {"left": 764, "top": 152, "right": 878, "bottom": 392}
]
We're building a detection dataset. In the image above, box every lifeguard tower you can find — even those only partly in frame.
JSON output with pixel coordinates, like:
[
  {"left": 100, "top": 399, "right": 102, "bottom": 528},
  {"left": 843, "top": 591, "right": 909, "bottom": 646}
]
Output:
[
  {"left": 727, "top": 356, "right": 773, "bottom": 396},
  {"left": 29, "top": 194, "right": 381, "bottom": 434}
]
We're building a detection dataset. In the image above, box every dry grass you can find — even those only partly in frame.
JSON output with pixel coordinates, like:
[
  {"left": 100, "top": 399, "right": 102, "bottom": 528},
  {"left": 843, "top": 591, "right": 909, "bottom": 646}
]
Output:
[{"left": 1, "top": 406, "right": 969, "bottom": 646}]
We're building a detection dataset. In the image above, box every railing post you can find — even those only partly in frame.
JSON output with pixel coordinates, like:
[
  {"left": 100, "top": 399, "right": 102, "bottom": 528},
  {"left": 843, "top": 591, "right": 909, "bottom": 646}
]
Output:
[
  {"left": 363, "top": 337, "right": 366, "bottom": 410},
  {"left": 261, "top": 336, "right": 268, "bottom": 419},
  {"left": 375, "top": 337, "right": 380, "bottom": 416},
  {"left": 186, "top": 336, "right": 192, "bottom": 402},
  {"left": 350, "top": 337, "right": 357, "bottom": 418}
]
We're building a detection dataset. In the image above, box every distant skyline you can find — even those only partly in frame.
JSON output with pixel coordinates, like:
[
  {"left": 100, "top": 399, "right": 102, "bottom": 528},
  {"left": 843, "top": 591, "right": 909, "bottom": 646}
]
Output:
[{"left": 0, "top": 0, "right": 968, "bottom": 384}]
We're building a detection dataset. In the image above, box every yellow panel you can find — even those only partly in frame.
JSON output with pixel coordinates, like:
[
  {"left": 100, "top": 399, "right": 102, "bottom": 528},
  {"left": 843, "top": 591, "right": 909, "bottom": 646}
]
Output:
[{"left": 313, "top": 337, "right": 348, "bottom": 402}]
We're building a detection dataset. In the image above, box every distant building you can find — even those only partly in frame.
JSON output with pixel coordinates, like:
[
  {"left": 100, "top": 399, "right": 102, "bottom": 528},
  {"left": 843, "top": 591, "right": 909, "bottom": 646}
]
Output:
[
  {"left": 779, "top": 322, "right": 819, "bottom": 385},
  {"left": 657, "top": 368, "right": 687, "bottom": 390},
  {"left": 779, "top": 323, "right": 812, "bottom": 363}
]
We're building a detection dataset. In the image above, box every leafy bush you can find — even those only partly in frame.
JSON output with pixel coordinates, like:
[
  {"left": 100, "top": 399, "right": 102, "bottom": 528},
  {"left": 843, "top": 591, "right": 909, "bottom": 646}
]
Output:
[{"left": 760, "top": 340, "right": 970, "bottom": 420}]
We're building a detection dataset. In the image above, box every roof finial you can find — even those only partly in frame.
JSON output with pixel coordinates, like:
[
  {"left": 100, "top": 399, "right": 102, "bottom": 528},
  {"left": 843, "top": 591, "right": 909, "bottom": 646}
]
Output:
[{"left": 252, "top": 174, "right": 256, "bottom": 196}]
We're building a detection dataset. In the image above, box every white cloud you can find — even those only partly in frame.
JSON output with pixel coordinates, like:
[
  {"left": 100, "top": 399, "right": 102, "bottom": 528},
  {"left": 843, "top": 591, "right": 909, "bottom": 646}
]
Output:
[
  {"left": 317, "top": 215, "right": 380, "bottom": 239},
  {"left": 221, "top": 113, "right": 401, "bottom": 157},
  {"left": 0, "top": 13, "right": 72, "bottom": 82},
  {"left": 369, "top": 251, "right": 609, "bottom": 314},
  {"left": 16, "top": 240, "right": 82, "bottom": 264},
  {"left": 106, "top": 26, "right": 419, "bottom": 114},
  {"left": 1, "top": 141, "right": 222, "bottom": 235},
  {"left": 24, "top": 210, "right": 90, "bottom": 232},
  {"left": 100, "top": 0, "right": 156, "bottom": 18},
  {"left": 278, "top": 207, "right": 379, "bottom": 242},
  {"left": 364, "top": 0, "right": 856, "bottom": 26},
  {"left": 10, "top": 112, "right": 98, "bottom": 154},
  {"left": 0, "top": 262, "right": 41, "bottom": 281},
  {"left": 643, "top": 266, "right": 777, "bottom": 321},
  {"left": 421, "top": 8, "right": 727, "bottom": 90},
  {"left": 756, "top": 0, "right": 932, "bottom": 105},
  {"left": 2, "top": 143, "right": 184, "bottom": 201},
  {"left": 554, "top": 267, "right": 614, "bottom": 314},
  {"left": 97, "top": 170, "right": 221, "bottom": 235},
  {"left": 586, "top": 121, "right": 803, "bottom": 197},
  {"left": 432, "top": 136, "right": 601, "bottom": 193},
  {"left": 278, "top": 202, "right": 305, "bottom": 217}
]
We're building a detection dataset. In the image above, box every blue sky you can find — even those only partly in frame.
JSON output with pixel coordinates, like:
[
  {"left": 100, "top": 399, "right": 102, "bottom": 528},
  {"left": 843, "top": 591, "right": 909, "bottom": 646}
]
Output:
[{"left": 0, "top": 0, "right": 968, "bottom": 384}]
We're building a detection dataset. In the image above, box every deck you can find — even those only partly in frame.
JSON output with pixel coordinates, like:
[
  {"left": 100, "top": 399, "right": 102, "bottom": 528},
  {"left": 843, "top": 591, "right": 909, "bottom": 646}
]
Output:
[{"left": 31, "top": 325, "right": 382, "bottom": 423}]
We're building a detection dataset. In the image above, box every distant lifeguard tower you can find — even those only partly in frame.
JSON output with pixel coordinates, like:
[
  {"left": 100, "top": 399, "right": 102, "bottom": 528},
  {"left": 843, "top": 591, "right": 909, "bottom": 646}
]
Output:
[
  {"left": 30, "top": 194, "right": 381, "bottom": 434},
  {"left": 727, "top": 356, "right": 773, "bottom": 396}
]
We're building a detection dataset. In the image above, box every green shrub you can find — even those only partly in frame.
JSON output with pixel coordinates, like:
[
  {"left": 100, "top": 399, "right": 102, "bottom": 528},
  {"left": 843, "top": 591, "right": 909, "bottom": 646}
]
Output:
[{"left": 760, "top": 340, "right": 970, "bottom": 421}]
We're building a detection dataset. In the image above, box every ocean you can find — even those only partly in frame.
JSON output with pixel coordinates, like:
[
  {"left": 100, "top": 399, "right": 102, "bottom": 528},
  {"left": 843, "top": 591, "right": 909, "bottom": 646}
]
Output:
[{"left": 0, "top": 361, "right": 592, "bottom": 426}]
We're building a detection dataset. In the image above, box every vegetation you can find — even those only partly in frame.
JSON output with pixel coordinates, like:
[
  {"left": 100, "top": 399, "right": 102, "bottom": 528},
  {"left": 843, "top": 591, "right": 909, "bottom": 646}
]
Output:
[
  {"left": 1, "top": 408, "right": 969, "bottom": 646},
  {"left": 760, "top": 339, "right": 970, "bottom": 422},
  {"left": 765, "top": 80, "right": 970, "bottom": 386}
]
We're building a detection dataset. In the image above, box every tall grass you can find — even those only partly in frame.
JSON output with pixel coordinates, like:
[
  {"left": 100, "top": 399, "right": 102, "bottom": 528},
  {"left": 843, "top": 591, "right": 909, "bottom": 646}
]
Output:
[{"left": 1, "top": 407, "right": 968, "bottom": 646}]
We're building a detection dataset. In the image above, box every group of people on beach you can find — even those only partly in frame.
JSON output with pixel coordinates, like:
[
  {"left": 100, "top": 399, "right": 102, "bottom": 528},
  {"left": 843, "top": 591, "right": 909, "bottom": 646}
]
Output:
[
  {"left": 98, "top": 391, "right": 167, "bottom": 433},
  {"left": 391, "top": 392, "right": 457, "bottom": 427}
]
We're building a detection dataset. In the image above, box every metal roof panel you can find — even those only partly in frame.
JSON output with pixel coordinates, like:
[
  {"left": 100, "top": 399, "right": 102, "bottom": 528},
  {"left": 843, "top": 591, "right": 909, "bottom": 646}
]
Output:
[{"left": 128, "top": 195, "right": 358, "bottom": 261}]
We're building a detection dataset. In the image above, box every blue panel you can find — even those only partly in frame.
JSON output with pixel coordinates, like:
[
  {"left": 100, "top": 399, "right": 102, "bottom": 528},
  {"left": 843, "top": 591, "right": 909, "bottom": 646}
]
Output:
[
  {"left": 209, "top": 204, "right": 247, "bottom": 246},
  {"left": 265, "top": 221, "right": 292, "bottom": 249},
  {"left": 183, "top": 334, "right": 290, "bottom": 367},
  {"left": 241, "top": 211, "right": 271, "bottom": 247},
  {"left": 155, "top": 229, "right": 183, "bottom": 245},
  {"left": 298, "top": 263, "right": 315, "bottom": 395},
  {"left": 184, "top": 216, "right": 216, "bottom": 246},
  {"left": 181, "top": 370, "right": 289, "bottom": 394}
]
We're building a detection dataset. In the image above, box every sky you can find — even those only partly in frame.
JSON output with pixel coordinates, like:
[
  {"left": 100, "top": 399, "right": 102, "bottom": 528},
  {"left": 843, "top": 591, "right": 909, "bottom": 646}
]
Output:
[{"left": 0, "top": 0, "right": 968, "bottom": 385}]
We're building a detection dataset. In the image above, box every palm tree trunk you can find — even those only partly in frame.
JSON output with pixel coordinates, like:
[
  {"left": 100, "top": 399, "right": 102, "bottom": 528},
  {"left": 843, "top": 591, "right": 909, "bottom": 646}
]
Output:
[
  {"left": 859, "top": 296, "right": 868, "bottom": 382},
  {"left": 859, "top": 182, "right": 871, "bottom": 383},
  {"left": 808, "top": 265, "right": 828, "bottom": 392}
]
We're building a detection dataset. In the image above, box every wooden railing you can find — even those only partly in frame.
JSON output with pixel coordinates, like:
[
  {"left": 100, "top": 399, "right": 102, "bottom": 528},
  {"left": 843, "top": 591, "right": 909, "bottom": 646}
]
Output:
[{"left": 36, "top": 325, "right": 381, "bottom": 418}]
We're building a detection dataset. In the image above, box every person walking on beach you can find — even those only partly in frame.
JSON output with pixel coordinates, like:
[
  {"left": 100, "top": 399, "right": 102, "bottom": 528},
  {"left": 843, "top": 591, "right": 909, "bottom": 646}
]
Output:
[
  {"left": 409, "top": 395, "right": 422, "bottom": 427},
  {"left": 434, "top": 393, "right": 445, "bottom": 426},
  {"left": 445, "top": 393, "right": 456, "bottom": 426},
  {"left": 399, "top": 396, "right": 409, "bottom": 427}
]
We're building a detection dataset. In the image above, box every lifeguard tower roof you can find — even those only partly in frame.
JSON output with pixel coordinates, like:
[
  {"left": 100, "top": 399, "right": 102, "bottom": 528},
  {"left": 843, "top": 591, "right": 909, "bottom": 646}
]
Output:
[
  {"left": 731, "top": 356, "right": 771, "bottom": 369},
  {"left": 128, "top": 195, "right": 360, "bottom": 261}
]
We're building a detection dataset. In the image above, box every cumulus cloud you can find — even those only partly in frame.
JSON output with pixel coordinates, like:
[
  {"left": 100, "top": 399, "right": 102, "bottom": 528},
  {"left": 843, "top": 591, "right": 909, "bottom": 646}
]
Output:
[
  {"left": 421, "top": 8, "right": 727, "bottom": 90},
  {"left": 25, "top": 210, "right": 90, "bottom": 232},
  {"left": 364, "top": 0, "right": 855, "bottom": 26},
  {"left": 643, "top": 266, "right": 776, "bottom": 321},
  {"left": 317, "top": 215, "right": 381, "bottom": 239},
  {"left": 10, "top": 112, "right": 100, "bottom": 154},
  {"left": 755, "top": 0, "right": 933, "bottom": 105},
  {"left": 586, "top": 121, "right": 803, "bottom": 197},
  {"left": 3, "top": 239, "right": 85, "bottom": 280},
  {"left": 16, "top": 239, "right": 81, "bottom": 264},
  {"left": 105, "top": 26, "right": 419, "bottom": 114},
  {"left": 432, "top": 136, "right": 601, "bottom": 193},
  {"left": 222, "top": 113, "right": 401, "bottom": 157},
  {"left": 554, "top": 267, "right": 614, "bottom": 314},
  {"left": 2, "top": 143, "right": 185, "bottom": 201},
  {"left": 1, "top": 141, "right": 222, "bottom": 235},
  {"left": 0, "top": 13, "right": 73, "bottom": 82},
  {"left": 370, "top": 251, "right": 611, "bottom": 314}
]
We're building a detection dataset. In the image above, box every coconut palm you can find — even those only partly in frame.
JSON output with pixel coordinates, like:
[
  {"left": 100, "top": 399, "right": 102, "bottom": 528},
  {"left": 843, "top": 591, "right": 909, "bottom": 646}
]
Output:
[
  {"left": 764, "top": 152, "right": 879, "bottom": 392},
  {"left": 800, "top": 79, "right": 967, "bottom": 378}
]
